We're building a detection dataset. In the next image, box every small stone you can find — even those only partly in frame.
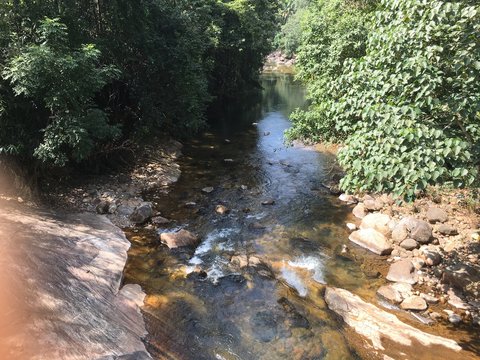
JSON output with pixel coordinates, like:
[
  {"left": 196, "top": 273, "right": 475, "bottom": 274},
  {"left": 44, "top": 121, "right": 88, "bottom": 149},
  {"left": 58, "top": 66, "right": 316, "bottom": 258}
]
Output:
[
  {"left": 411, "top": 257, "right": 425, "bottom": 270},
  {"left": 472, "top": 233, "right": 480, "bottom": 241},
  {"left": 400, "top": 296, "right": 428, "bottom": 311},
  {"left": 446, "top": 312, "right": 462, "bottom": 324},
  {"left": 400, "top": 238, "right": 418, "bottom": 251},
  {"left": 202, "top": 187, "right": 214, "bottom": 194},
  {"left": 438, "top": 224, "right": 458, "bottom": 236},
  {"left": 241, "top": 185, "right": 248, "bottom": 190},
  {"left": 352, "top": 203, "right": 367, "bottom": 219},
  {"left": 152, "top": 216, "right": 171, "bottom": 225},
  {"left": 422, "top": 249, "right": 442, "bottom": 267},
  {"left": 223, "top": 158, "right": 234, "bottom": 163},
  {"left": 377, "top": 285, "right": 403, "bottom": 304},
  {"left": 17, "top": 197, "right": 24, "bottom": 203},
  {"left": 346, "top": 223, "right": 357, "bottom": 231},
  {"left": 261, "top": 199, "right": 275, "bottom": 206},
  {"left": 339, "top": 194, "right": 358, "bottom": 204},
  {"left": 420, "top": 293, "right": 439, "bottom": 304},
  {"left": 185, "top": 202, "right": 197, "bottom": 207},
  {"left": 426, "top": 207, "right": 448, "bottom": 223},
  {"left": 447, "top": 289, "right": 471, "bottom": 310},
  {"left": 215, "top": 205, "right": 230, "bottom": 215},
  {"left": 429, "top": 312, "right": 442, "bottom": 320}
]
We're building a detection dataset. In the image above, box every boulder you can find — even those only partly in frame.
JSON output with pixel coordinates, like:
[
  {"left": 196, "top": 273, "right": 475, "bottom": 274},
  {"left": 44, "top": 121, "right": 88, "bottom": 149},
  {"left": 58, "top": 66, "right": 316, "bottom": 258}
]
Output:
[
  {"left": 410, "top": 220, "right": 432, "bottom": 244},
  {"left": 129, "top": 203, "right": 153, "bottom": 224},
  {"left": 400, "top": 238, "right": 418, "bottom": 251},
  {"left": 324, "top": 287, "right": 462, "bottom": 353},
  {"left": 352, "top": 203, "right": 367, "bottom": 219},
  {"left": 386, "top": 260, "right": 418, "bottom": 284},
  {"left": 364, "top": 199, "right": 384, "bottom": 211},
  {"left": 349, "top": 228, "right": 393, "bottom": 255},
  {"left": 426, "top": 207, "right": 448, "bottom": 223},
  {"left": 360, "top": 213, "right": 392, "bottom": 236},
  {"left": 400, "top": 296, "right": 428, "bottom": 311},
  {"left": 391, "top": 224, "right": 409, "bottom": 244},
  {"left": 160, "top": 230, "right": 199, "bottom": 249}
]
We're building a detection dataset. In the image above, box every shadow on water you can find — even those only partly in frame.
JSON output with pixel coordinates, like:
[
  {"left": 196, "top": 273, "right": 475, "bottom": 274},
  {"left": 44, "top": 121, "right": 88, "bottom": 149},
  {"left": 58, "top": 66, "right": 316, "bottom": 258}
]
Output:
[{"left": 123, "top": 73, "right": 480, "bottom": 360}]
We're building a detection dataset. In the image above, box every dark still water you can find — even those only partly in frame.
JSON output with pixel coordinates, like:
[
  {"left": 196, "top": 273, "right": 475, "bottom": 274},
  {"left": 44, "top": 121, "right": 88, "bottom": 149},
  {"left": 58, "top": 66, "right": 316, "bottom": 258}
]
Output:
[{"left": 123, "top": 73, "right": 477, "bottom": 360}]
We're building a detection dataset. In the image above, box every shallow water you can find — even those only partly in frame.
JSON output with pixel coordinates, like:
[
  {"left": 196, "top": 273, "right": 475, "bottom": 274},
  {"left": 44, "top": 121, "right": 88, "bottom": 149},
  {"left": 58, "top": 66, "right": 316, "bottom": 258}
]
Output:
[{"left": 124, "top": 73, "right": 479, "bottom": 360}]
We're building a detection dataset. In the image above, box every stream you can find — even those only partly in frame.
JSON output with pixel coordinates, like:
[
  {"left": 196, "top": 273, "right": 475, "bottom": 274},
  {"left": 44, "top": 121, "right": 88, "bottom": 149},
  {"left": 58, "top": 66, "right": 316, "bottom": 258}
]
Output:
[{"left": 123, "top": 73, "right": 477, "bottom": 360}]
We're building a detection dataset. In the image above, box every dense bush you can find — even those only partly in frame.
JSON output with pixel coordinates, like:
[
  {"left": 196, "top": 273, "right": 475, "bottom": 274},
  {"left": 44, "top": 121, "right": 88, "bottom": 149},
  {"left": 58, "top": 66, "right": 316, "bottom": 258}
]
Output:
[
  {"left": 285, "top": 0, "right": 375, "bottom": 142},
  {"left": 288, "top": 0, "right": 479, "bottom": 198},
  {"left": 0, "top": 0, "right": 278, "bottom": 169},
  {"left": 335, "top": 0, "right": 480, "bottom": 198}
]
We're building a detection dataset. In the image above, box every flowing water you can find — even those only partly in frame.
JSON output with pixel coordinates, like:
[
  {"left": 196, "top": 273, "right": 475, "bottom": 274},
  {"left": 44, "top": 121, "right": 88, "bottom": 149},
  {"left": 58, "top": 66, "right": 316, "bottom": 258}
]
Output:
[{"left": 124, "top": 73, "right": 479, "bottom": 360}]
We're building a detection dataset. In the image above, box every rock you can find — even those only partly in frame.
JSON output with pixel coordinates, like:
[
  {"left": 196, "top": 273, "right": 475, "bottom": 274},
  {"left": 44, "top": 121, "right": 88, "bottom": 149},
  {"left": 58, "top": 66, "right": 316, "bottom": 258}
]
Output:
[
  {"left": 421, "top": 249, "right": 442, "bottom": 266},
  {"left": 377, "top": 283, "right": 412, "bottom": 304},
  {"left": 410, "top": 220, "right": 432, "bottom": 244},
  {"left": 438, "top": 224, "right": 458, "bottom": 236},
  {"left": 201, "top": 187, "right": 214, "bottom": 194},
  {"left": 215, "top": 205, "right": 230, "bottom": 215},
  {"left": 250, "top": 311, "right": 278, "bottom": 342},
  {"left": 360, "top": 213, "right": 392, "bottom": 236},
  {"left": 151, "top": 216, "right": 171, "bottom": 225},
  {"left": 472, "top": 232, "right": 480, "bottom": 241},
  {"left": 420, "top": 293, "right": 439, "bottom": 304},
  {"left": 223, "top": 159, "right": 234, "bottom": 163},
  {"left": 400, "top": 296, "right": 428, "bottom": 311},
  {"left": 250, "top": 222, "right": 266, "bottom": 230},
  {"left": 441, "top": 264, "right": 480, "bottom": 291},
  {"left": 346, "top": 223, "right": 357, "bottom": 231},
  {"left": 261, "top": 199, "right": 275, "bottom": 206},
  {"left": 96, "top": 200, "right": 111, "bottom": 214},
  {"left": 447, "top": 289, "right": 471, "bottom": 310},
  {"left": 349, "top": 228, "right": 393, "bottom": 255},
  {"left": 426, "top": 207, "right": 448, "bottom": 223},
  {"left": 400, "top": 238, "right": 418, "bottom": 251},
  {"left": 411, "top": 257, "right": 425, "bottom": 270},
  {"left": 324, "top": 287, "right": 462, "bottom": 353},
  {"left": 231, "top": 255, "right": 248, "bottom": 268},
  {"left": 160, "top": 230, "right": 199, "bottom": 249},
  {"left": 129, "top": 203, "right": 153, "bottom": 224},
  {"left": 185, "top": 202, "right": 197, "bottom": 208},
  {"left": 352, "top": 203, "right": 367, "bottom": 219},
  {"left": 117, "top": 204, "right": 134, "bottom": 217},
  {"left": 108, "top": 203, "right": 117, "bottom": 214},
  {"left": 364, "top": 198, "right": 384, "bottom": 211},
  {"left": 444, "top": 310, "right": 462, "bottom": 324},
  {"left": 392, "top": 224, "right": 409, "bottom": 244},
  {"left": 339, "top": 194, "right": 357, "bottom": 204},
  {"left": 386, "top": 260, "right": 418, "bottom": 284}
]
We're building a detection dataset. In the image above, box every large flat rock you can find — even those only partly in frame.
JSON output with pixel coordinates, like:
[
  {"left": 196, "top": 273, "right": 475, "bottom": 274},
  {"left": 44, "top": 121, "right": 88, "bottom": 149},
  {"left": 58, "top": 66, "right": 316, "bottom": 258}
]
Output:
[
  {"left": 0, "top": 202, "right": 150, "bottom": 359},
  {"left": 325, "top": 287, "right": 466, "bottom": 359}
]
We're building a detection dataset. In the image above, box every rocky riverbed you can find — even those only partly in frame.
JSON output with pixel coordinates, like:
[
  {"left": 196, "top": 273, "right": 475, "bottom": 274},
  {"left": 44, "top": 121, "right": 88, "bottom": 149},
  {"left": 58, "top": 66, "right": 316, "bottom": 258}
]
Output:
[{"left": 339, "top": 191, "right": 480, "bottom": 329}]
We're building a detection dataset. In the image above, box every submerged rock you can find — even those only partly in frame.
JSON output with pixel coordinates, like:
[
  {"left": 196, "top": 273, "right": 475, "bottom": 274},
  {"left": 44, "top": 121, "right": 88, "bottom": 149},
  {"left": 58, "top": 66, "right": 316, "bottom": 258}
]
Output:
[
  {"left": 160, "top": 229, "right": 199, "bottom": 249},
  {"left": 349, "top": 228, "right": 393, "bottom": 255},
  {"left": 400, "top": 296, "right": 428, "bottom": 311},
  {"left": 250, "top": 311, "right": 279, "bottom": 342}
]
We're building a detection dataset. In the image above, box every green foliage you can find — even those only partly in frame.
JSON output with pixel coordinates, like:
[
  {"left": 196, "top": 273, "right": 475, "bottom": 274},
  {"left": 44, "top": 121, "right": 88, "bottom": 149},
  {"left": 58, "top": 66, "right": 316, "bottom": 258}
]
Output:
[
  {"left": 0, "top": 0, "right": 278, "bottom": 169},
  {"left": 275, "top": 0, "right": 312, "bottom": 57},
  {"left": 334, "top": 0, "right": 480, "bottom": 199},
  {"left": 3, "top": 18, "right": 120, "bottom": 165},
  {"left": 286, "top": 0, "right": 375, "bottom": 142}
]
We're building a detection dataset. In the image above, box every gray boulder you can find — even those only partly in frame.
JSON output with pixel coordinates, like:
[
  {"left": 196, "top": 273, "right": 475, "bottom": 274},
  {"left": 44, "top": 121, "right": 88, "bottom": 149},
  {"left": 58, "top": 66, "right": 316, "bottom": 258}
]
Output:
[
  {"left": 426, "top": 207, "right": 448, "bottom": 223},
  {"left": 386, "top": 260, "right": 418, "bottom": 284},
  {"left": 129, "top": 203, "right": 153, "bottom": 224}
]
